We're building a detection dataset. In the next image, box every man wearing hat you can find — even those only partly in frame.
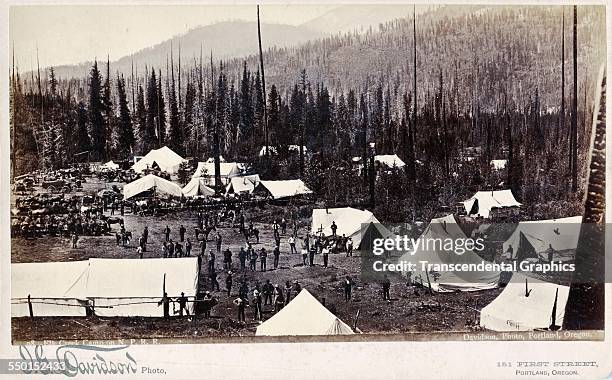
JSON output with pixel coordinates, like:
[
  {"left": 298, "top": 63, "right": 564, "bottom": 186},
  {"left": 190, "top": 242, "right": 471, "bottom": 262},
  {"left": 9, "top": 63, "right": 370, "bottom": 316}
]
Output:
[
  {"left": 260, "top": 248, "right": 268, "bottom": 272},
  {"left": 225, "top": 271, "right": 233, "bottom": 297},
  {"left": 273, "top": 244, "right": 281, "bottom": 269},
  {"left": 273, "top": 285, "right": 285, "bottom": 312},
  {"left": 252, "top": 289, "right": 262, "bottom": 321},
  {"left": 262, "top": 280, "right": 274, "bottom": 306},
  {"left": 177, "top": 292, "right": 190, "bottom": 317},
  {"left": 202, "top": 291, "right": 214, "bottom": 318},
  {"left": 233, "top": 296, "right": 246, "bottom": 322},
  {"left": 157, "top": 292, "right": 171, "bottom": 319}
]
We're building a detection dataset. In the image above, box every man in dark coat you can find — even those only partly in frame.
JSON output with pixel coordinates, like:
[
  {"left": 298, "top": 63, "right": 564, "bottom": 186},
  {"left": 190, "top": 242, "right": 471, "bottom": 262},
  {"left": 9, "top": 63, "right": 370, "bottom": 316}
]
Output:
[
  {"left": 158, "top": 292, "right": 171, "bottom": 319},
  {"left": 331, "top": 221, "right": 338, "bottom": 237},
  {"left": 249, "top": 249, "right": 258, "bottom": 272},
  {"left": 225, "top": 271, "right": 233, "bottom": 297},
  {"left": 344, "top": 276, "right": 353, "bottom": 301},
  {"left": 262, "top": 280, "right": 274, "bottom": 305},
  {"left": 260, "top": 248, "right": 268, "bottom": 272},
  {"left": 179, "top": 224, "right": 186, "bottom": 242},
  {"left": 273, "top": 245, "right": 280, "bottom": 269},
  {"left": 382, "top": 274, "right": 391, "bottom": 300},
  {"left": 177, "top": 292, "right": 190, "bottom": 316},
  {"left": 239, "top": 247, "right": 247, "bottom": 270}
]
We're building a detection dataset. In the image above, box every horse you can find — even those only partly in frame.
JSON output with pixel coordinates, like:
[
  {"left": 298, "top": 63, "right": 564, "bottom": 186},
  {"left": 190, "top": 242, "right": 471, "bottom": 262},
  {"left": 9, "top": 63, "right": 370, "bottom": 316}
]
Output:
[
  {"left": 103, "top": 216, "right": 124, "bottom": 229},
  {"left": 195, "top": 225, "right": 216, "bottom": 241}
]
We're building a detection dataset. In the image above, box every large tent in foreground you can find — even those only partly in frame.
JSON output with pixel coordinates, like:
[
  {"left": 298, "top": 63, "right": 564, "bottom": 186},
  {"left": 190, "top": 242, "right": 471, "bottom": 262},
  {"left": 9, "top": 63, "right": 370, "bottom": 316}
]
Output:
[
  {"left": 11, "top": 258, "right": 199, "bottom": 317},
  {"left": 256, "top": 289, "right": 354, "bottom": 336},
  {"left": 12, "top": 261, "right": 89, "bottom": 317},
  {"left": 311, "top": 207, "right": 393, "bottom": 248},
  {"left": 398, "top": 214, "right": 501, "bottom": 292},
  {"left": 502, "top": 216, "right": 582, "bottom": 261},
  {"left": 132, "top": 146, "right": 186, "bottom": 174},
  {"left": 182, "top": 177, "right": 215, "bottom": 198},
  {"left": 123, "top": 174, "right": 183, "bottom": 199},
  {"left": 87, "top": 258, "right": 199, "bottom": 317},
  {"left": 255, "top": 179, "right": 312, "bottom": 200},
  {"left": 480, "top": 273, "right": 570, "bottom": 331},
  {"left": 463, "top": 189, "right": 521, "bottom": 218}
]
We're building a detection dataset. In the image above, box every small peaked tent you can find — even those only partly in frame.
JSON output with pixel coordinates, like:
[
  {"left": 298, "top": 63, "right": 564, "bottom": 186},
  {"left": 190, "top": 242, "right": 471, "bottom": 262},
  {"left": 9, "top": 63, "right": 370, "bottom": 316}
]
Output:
[
  {"left": 192, "top": 162, "right": 242, "bottom": 185},
  {"left": 398, "top": 214, "right": 501, "bottom": 292},
  {"left": 502, "top": 216, "right": 582, "bottom": 261},
  {"left": 256, "top": 179, "right": 312, "bottom": 200},
  {"left": 352, "top": 154, "right": 406, "bottom": 168},
  {"left": 463, "top": 189, "right": 521, "bottom": 218},
  {"left": 123, "top": 174, "right": 183, "bottom": 199},
  {"left": 480, "top": 273, "right": 570, "bottom": 331},
  {"left": 205, "top": 155, "right": 226, "bottom": 163},
  {"left": 182, "top": 177, "right": 215, "bottom": 197},
  {"left": 256, "top": 289, "right": 354, "bottom": 336},
  {"left": 374, "top": 154, "right": 406, "bottom": 168},
  {"left": 12, "top": 261, "right": 89, "bottom": 317},
  {"left": 99, "top": 160, "right": 120, "bottom": 171},
  {"left": 490, "top": 159, "right": 508, "bottom": 170},
  {"left": 310, "top": 207, "right": 393, "bottom": 248},
  {"left": 258, "top": 145, "right": 309, "bottom": 156},
  {"left": 87, "top": 258, "right": 199, "bottom": 317},
  {"left": 226, "top": 175, "right": 261, "bottom": 195},
  {"left": 132, "top": 146, "right": 186, "bottom": 174}
]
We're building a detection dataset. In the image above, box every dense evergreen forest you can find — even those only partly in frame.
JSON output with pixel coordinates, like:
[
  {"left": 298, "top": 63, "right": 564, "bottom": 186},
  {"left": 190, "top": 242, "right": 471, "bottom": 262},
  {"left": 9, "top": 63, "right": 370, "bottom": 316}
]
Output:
[{"left": 10, "top": 5, "right": 606, "bottom": 221}]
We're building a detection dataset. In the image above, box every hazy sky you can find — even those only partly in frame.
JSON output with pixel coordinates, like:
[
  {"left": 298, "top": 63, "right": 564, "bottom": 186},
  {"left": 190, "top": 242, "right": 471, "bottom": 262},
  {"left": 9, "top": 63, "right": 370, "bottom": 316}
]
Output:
[{"left": 10, "top": 4, "right": 338, "bottom": 68}]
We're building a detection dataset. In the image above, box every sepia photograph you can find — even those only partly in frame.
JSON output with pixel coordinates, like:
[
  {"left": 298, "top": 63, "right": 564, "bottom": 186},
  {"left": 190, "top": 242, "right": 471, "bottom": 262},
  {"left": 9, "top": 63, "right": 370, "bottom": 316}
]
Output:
[{"left": 6, "top": 1, "right": 608, "bottom": 352}]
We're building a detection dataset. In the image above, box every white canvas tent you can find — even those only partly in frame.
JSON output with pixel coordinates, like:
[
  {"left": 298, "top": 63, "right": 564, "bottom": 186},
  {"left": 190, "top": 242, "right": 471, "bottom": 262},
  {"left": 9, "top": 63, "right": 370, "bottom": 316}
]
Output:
[
  {"left": 99, "top": 160, "right": 120, "bottom": 171},
  {"left": 490, "top": 159, "right": 507, "bottom": 170},
  {"left": 480, "top": 273, "right": 570, "bottom": 331},
  {"left": 310, "top": 207, "right": 393, "bottom": 248},
  {"left": 205, "top": 156, "right": 226, "bottom": 163},
  {"left": 398, "top": 214, "right": 501, "bottom": 292},
  {"left": 256, "top": 289, "right": 354, "bottom": 336},
  {"left": 226, "top": 175, "right": 261, "bottom": 195},
  {"left": 463, "top": 189, "right": 521, "bottom": 218},
  {"left": 258, "top": 145, "right": 309, "bottom": 157},
  {"left": 256, "top": 179, "right": 312, "bottom": 200},
  {"left": 182, "top": 177, "right": 215, "bottom": 197},
  {"left": 12, "top": 258, "right": 200, "bottom": 317},
  {"left": 87, "top": 258, "right": 199, "bottom": 317},
  {"left": 502, "top": 216, "right": 582, "bottom": 261},
  {"left": 123, "top": 174, "right": 183, "bottom": 199},
  {"left": 374, "top": 154, "right": 406, "bottom": 168},
  {"left": 192, "top": 162, "right": 243, "bottom": 185},
  {"left": 12, "top": 261, "right": 90, "bottom": 317},
  {"left": 132, "top": 146, "right": 186, "bottom": 174},
  {"left": 352, "top": 154, "right": 406, "bottom": 168}
]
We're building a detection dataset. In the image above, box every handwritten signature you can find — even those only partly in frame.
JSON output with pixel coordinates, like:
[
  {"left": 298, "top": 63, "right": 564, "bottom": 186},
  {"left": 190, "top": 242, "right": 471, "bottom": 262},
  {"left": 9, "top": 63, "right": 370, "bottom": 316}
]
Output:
[{"left": 18, "top": 344, "right": 137, "bottom": 377}]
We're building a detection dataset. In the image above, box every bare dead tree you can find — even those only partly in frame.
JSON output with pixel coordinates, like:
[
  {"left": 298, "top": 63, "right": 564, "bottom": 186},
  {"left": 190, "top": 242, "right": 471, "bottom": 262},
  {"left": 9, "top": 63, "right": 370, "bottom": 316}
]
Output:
[
  {"left": 257, "top": 5, "right": 269, "bottom": 155},
  {"left": 570, "top": 5, "right": 578, "bottom": 192}
]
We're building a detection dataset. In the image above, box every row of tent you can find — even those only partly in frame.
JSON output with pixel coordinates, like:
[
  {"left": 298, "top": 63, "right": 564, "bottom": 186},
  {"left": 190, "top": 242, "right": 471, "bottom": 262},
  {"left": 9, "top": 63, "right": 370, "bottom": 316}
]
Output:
[
  {"left": 12, "top": 258, "right": 199, "bottom": 317},
  {"left": 124, "top": 146, "right": 313, "bottom": 200},
  {"left": 127, "top": 147, "right": 519, "bottom": 218},
  {"left": 122, "top": 174, "right": 313, "bottom": 200},
  {"left": 309, "top": 208, "right": 579, "bottom": 332}
]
